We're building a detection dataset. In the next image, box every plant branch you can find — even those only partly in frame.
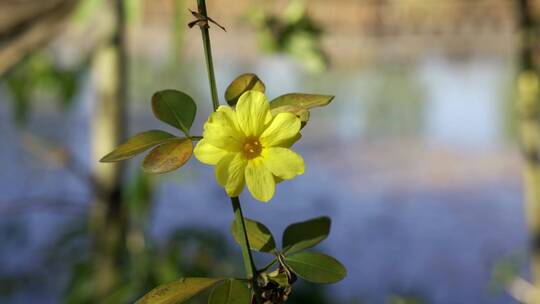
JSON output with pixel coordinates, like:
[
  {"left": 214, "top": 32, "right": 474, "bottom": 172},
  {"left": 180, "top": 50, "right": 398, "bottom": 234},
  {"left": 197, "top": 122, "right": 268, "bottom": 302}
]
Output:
[
  {"left": 195, "top": 1, "right": 261, "bottom": 302},
  {"left": 196, "top": 0, "right": 220, "bottom": 111}
]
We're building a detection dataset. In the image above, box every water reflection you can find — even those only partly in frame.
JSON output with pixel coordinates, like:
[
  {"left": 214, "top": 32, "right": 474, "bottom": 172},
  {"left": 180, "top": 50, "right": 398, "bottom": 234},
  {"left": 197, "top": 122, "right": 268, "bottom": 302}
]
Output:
[{"left": 0, "top": 55, "right": 525, "bottom": 303}]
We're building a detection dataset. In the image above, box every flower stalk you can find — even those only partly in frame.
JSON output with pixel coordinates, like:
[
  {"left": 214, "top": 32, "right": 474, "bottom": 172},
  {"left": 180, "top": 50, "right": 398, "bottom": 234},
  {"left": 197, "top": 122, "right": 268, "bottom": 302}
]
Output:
[
  {"left": 197, "top": 0, "right": 220, "bottom": 111},
  {"left": 195, "top": 0, "right": 261, "bottom": 301}
]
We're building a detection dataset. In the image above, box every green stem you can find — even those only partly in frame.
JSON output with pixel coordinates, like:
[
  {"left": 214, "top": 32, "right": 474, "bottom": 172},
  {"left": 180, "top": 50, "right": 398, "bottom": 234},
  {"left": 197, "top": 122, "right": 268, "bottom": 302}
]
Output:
[
  {"left": 195, "top": 1, "right": 261, "bottom": 301},
  {"left": 197, "top": 0, "right": 220, "bottom": 111},
  {"left": 231, "top": 197, "right": 257, "bottom": 278}
]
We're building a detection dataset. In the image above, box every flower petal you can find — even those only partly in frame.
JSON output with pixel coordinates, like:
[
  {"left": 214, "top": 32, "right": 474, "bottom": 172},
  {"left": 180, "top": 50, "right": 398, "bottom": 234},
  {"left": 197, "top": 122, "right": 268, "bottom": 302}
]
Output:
[
  {"left": 236, "top": 90, "right": 270, "bottom": 137},
  {"left": 217, "top": 105, "right": 242, "bottom": 133},
  {"left": 225, "top": 153, "right": 247, "bottom": 197},
  {"left": 203, "top": 111, "right": 244, "bottom": 151},
  {"left": 194, "top": 139, "right": 228, "bottom": 165},
  {"left": 262, "top": 147, "right": 304, "bottom": 180},
  {"left": 215, "top": 153, "right": 235, "bottom": 187},
  {"left": 260, "top": 112, "right": 301, "bottom": 147},
  {"left": 277, "top": 133, "right": 301, "bottom": 148},
  {"left": 245, "top": 157, "right": 275, "bottom": 202}
]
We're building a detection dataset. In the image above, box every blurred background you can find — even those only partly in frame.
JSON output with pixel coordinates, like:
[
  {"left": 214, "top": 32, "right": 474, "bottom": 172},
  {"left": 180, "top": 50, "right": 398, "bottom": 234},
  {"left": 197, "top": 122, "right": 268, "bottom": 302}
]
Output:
[{"left": 1, "top": 0, "right": 539, "bottom": 303}]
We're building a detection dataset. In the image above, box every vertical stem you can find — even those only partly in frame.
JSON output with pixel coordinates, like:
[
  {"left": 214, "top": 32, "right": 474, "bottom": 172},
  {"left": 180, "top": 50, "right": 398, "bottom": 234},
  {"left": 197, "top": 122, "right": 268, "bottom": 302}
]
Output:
[
  {"left": 231, "top": 197, "right": 257, "bottom": 278},
  {"left": 195, "top": 1, "right": 261, "bottom": 301},
  {"left": 517, "top": 0, "right": 540, "bottom": 287},
  {"left": 197, "top": 0, "right": 220, "bottom": 111}
]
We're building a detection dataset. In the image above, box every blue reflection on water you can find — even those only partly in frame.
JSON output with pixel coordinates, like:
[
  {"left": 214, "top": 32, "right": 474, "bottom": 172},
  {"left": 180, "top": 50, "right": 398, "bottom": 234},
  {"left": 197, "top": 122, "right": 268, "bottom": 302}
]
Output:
[{"left": 0, "top": 56, "right": 525, "bottom": 303}]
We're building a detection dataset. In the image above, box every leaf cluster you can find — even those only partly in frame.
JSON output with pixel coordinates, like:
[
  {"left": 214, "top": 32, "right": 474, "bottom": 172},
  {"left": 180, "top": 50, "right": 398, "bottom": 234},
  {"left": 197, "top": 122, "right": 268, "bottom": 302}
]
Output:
[
  {"left": 136, "top": 216, "right": 346, "bottom": 304},
  {"left": 101, "top": 73, "right": 333, "bottom": 175},
  {"left": 101, "top": 73, "right": 339, "bottom": 303}
]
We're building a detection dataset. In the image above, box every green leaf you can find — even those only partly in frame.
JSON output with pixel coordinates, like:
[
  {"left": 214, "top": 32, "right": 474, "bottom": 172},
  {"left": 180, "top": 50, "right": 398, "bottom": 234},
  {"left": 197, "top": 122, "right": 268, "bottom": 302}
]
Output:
[
  {"left": 231, "top": 218, "right": 276, "bottom": 252},
  {"left": 142, "top": 138, "right": 193, "bottom": 174},
  {"left": 208, "top": 279, "right": 251, "bottom": 304},
  {"left": 282, "top": 216, "right": 331, "bottom": 254},
  {"left": 136, "top": 277, "right": 223, "bottom": 304},
  {"left": 224, "top": 73, "right": 265, "bottom": 106},
  {"left": 269, "top": 93, "right": 334, "bottom": 110},
  {"left": 152, "top": 90, "right": 197, "bottom": 135},
  {"left": 269, "top": 93, "right": 333, "bottom": 128},
  {"left": 100, "top": 130, "right": 178, "bottom": 162},
  {"left": 270, "top": 104, "right": 310, "bottom": 123},
  {"left": 284, "top": 252, "right": 346, "bottom": 284}
]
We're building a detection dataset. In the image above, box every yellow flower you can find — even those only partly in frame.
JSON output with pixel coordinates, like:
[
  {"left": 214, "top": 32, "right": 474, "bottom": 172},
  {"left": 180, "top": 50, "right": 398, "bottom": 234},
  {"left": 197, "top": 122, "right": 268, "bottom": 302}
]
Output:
[{"left": 194, "top": 90, "right": 305, "bottom": 202}]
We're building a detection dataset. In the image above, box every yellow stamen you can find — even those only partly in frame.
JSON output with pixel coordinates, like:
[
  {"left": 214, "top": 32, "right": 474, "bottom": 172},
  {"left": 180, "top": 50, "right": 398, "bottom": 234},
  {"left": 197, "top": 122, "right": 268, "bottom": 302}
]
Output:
[{"left": 243, "top": 137, "right": 262, "bottom": 159}]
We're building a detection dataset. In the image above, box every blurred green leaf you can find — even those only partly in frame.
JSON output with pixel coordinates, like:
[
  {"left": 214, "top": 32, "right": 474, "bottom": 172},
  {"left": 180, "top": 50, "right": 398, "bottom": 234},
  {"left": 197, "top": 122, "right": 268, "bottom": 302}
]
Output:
[
  {"left": 284, "top": 252, "right": 346, "bottom": 284},
  {"left": 270, "top": 93, "right": 333, "bottom": 110},
  {"left": 283, "top": 216, "right": 330, "bottom": 254},
  {"left": 248, "top": 0, "right": 328, "bottom": 73},
  {"left": 152, "top": 90, "right": 197, "bottom": 135},
  {"left": 142, "top": 138, "right": 193, "bottom": 174},
  {"left": 208, "top": 279, "right": 251, "bottom": 304},
  {"left": 100, "top": 130, "right": 178, "bottom": 162},
  {"left": 136, "top": 277, "right": 223, "bottom": 304},
  {"left": 224, "top": 73, "right": 265, "bottom": 106},
  {"left": 231, "top": 218, "right": 276, "bottom": 253}
]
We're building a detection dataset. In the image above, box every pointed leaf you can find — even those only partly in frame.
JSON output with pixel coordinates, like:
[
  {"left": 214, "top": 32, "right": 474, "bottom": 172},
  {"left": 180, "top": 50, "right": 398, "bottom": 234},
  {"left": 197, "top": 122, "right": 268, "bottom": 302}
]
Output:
[
  {"left": 231, "top": 218, "right": 276, "bottom": 252},
  {"left": 284, "top": 252, "right": 346, "bottom": 284},
  {"left": 269, "top": 94, "right": 333, "bottom": 128},
  {"left": 225, "top": 73, "right": 265, "bottom": 106},
  {"left": 152, "top": 90, "right": 197, "bottom": 135},
  {"left": 208, "top": 279, "right": 251, "bottom": 304},
  {"left": 142, "top": 138, "right": 193, "bottom": 174},
  {"left": 100, "top": 130, "right": 178, "bottom": 162},
  {"left": 283, "top": 216, "right": 331, "bottom": 254},
  {"left": 269, "top": 93, "right": 334, "bottom": 110},
  {"left": 136, "top": 277, "right": 223, "bottom": 304}
]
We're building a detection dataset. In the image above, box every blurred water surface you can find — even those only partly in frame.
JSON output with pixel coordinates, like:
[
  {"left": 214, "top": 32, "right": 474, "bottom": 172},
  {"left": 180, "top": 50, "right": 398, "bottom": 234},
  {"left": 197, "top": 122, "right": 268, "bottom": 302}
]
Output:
[{"left": 0, "top": 55, "right": 526, "bottom": 303}]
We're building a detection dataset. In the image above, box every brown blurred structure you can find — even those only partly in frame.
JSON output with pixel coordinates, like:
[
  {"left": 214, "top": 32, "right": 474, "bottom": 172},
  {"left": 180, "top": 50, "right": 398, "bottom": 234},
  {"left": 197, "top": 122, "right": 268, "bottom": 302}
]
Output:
[
  {"left": 4, "top": 0, "right": 540, "bottom": 71},
  {"left": 137, "top": 0, "right": 540, "bottom": 65},
  {"left": 0, "top": 0, "right": 78, "bottom": 75}
]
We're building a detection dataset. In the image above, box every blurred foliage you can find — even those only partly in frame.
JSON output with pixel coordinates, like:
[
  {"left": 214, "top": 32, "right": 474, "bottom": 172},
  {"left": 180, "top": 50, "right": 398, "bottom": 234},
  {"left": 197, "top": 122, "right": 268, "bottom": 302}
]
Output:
[
  {"left": 247, "top": 0, "right": 328, "bottom": 73},
  {"left": 2, "top": 51, "right": 87, "bottom": 125},
  {"left": 63, "top": 171, "right": 238, "bottom": 304},
  {"left": 489, "top": 251, "right": 527, "bottom": 294}
]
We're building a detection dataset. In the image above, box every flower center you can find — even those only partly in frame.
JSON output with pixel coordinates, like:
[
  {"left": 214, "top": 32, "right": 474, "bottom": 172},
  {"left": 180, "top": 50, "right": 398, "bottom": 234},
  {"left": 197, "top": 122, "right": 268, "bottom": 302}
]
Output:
[{"left": 243, "top": 137, "right": 262, "bottom": 159}]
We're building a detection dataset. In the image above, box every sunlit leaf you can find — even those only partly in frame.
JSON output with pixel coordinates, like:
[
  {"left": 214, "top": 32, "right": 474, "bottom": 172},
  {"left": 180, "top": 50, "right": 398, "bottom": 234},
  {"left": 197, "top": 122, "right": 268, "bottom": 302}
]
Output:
[
  {"left": 269, "top": 93, "right": 333, "bottom": 110},
  {"left": 142, "top": 138, "right": 193, "bottom": 174},
  {"left": 231, "top": 218, "right": 276, "bottom": 252},
  {"left": 269, "top": 93, "right": 332, "bottom": 127},
  {"left": 208, "top": 279, "right": 251, "bottom": 304},
  {"left": 282, "top": 216, "right": 330, "bottom": 254},
  {"left": 270, "top": 104, "right": 310, "bottom": 123},
  {"left": 224, "top": 73, "right": 265, "bottom": 106},
  {"left": 284, "top": 252, "right": 346, "bottom": 284},
  {"left": 136, "top": 277, "right": 223, "bottom": 304},
  {"left": 100, "top": 130, "right": 178, "bottom": 162},
  {"left": 152, "top": 90, "right": 197, "bottom": 135}
]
